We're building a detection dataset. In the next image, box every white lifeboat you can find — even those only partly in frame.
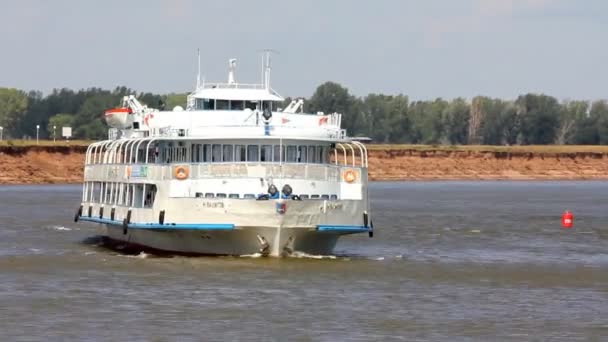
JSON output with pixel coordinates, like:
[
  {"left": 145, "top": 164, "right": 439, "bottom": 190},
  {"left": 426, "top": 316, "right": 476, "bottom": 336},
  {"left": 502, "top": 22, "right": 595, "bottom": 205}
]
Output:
[{"left": 104, "top": 107, "right": 132, "bottom": 128}]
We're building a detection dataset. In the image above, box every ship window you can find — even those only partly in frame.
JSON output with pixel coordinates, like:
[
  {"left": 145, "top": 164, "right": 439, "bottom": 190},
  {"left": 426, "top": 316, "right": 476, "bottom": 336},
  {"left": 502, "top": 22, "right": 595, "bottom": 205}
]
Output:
[
  {"left": 311, "top": 194, "right": 320, "bottom": 199},
  {"left": 203, "top": 99, "right": 215, "bottom": 110},
  {"left": 261, "top": 145, "right": 272, "bottom": 162},
  {"left": 330, "top": 194, "right": 338, "bottom": 200},
  {"left": 195, "top": 192, "right": 204, "bottom": 198},
  {"left": 262, "top": 101, "right": 272, "bottom": 111},
  {"left": 144, "top": 185, "right": 157, "bottom": 208},
  {"left": 205, "top": 193, "right": 215, "bottom": 198},
  {"left": 317, "top": 146, "right": 325, "bottom": 163},
  {"left": 223, "top": 145, "right": 234, "bottom": 162},
  {"left": 192, "top": 144, "right": 202, "bottom": 162},
  {"left": 92, "top": 182, "right": 102, "bottom": 203},
  {"left": 273, "top": 145, "right": 285, "bottom": 162},
  {"left": 307, "top": 146, "right": 316, "bottom": 163},
  {"left": 216, "top": 193, "right": 227, "bottom": 198},
  {"left": 229, "top": 193, "right": 239, "bottom": 199},
  {"left": 321, "top": 194, "right": 330, "bottom": 200},
  {"left": 245, "top": 101, "right": 258, "bottom": 110},
  {"left": 286, "top": 145, "right": 297, "bottom": 162},
  {"left": 212, "top": 144, "right": 222, "bottom": 162},
  {"left": 230, "top": 101, "right": 244, "bottom": 110},
  {"left": 235, "top": 145, "right": 246, "bottom": 162},
  {"left": 244, "top": 194, "right": 255, "bottom": 199},
  {"left": 247, "top": 145, "right": 259, "bottom": 162},
  {"left": 299, "top": 194, "right": 309, "bottom": 199},
  {"left": 216, "top": 100, "right": 229, "bottom": 110},
  {"left": 203, "top": 144, "right": 212, "bottom": 162},
  {"left": 298, "top": 146, "right": 307, "bottom": 163}
]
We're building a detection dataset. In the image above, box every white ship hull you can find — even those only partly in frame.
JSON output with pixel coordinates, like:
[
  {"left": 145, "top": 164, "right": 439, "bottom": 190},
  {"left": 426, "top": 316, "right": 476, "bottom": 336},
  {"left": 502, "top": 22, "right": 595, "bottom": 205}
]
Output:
[
  {"left": 78, "top": 198, "right": 371, "bottom": 257},
  {"left": 99, "top": 225, "right": 343, "bottom": 256}
]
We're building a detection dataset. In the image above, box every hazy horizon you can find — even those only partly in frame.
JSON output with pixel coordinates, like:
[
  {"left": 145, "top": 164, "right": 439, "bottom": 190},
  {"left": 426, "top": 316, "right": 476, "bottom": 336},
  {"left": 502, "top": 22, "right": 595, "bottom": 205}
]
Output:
[{"left": 1, "top": 0, "right": 607, "bottom": 101}]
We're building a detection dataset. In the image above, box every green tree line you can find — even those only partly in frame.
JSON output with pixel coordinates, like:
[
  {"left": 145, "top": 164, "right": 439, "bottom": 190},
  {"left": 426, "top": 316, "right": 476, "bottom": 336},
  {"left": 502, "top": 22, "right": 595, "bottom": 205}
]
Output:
[{"left": 1, "top": 83, "right": 607, "bottom": 145}]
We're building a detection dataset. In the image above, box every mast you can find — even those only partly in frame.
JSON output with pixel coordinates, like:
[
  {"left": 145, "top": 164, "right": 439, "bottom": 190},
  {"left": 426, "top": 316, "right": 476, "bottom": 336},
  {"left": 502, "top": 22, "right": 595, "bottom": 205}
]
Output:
[
  {"left": 264, "top": 51, "right": 271, "bottom": 90},
  {"left": 196, "top": 48, "right": 201, "bottom": 90}
]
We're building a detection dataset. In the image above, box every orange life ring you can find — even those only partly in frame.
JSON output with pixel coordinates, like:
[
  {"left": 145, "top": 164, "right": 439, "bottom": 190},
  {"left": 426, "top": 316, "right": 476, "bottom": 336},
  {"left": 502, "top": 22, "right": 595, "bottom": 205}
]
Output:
[
  {"left": 174, "top": 165, "right": 189, "bottom": 180},
  {"left": 343, "top": 169, "right": 357, "bottom": 183}
]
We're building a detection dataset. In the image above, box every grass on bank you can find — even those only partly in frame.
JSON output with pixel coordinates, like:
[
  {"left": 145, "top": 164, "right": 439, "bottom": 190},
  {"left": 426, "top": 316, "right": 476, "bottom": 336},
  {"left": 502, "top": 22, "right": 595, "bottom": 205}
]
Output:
[
  {"left": 2, "top": 139, "right": 608, "bottom": 153},
  {"left": 365, "top": 144, "right": 608, "bottom": 153},
  {"left": 0, "top": 139, "right": 92, "bottom": 147}
]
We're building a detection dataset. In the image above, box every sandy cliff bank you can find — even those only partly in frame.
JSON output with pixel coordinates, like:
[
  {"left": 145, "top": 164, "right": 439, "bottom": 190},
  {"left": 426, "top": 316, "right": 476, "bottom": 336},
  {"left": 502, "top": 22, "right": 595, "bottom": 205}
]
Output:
[
  {"left": 1, "top": 145, "right": 607, "bottom": 184},
  {"left": 0, "top": 146, "right": 86, "bottom": 184},
  {"left": 367, "top": 149, "right": 608, "bottom": 181}
]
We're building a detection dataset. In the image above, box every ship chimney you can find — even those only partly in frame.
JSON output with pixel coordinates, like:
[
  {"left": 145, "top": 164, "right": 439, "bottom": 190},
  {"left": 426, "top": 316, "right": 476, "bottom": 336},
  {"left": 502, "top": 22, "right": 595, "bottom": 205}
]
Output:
[{"left": 228, "top": 59, "right": 237, "bottom": 85}]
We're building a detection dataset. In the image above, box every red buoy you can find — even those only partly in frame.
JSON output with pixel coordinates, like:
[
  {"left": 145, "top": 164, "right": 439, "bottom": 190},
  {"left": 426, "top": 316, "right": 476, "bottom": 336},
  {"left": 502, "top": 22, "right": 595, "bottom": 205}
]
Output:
[{"left": 561, "top": 210, "right": 573, "bottom": 229}]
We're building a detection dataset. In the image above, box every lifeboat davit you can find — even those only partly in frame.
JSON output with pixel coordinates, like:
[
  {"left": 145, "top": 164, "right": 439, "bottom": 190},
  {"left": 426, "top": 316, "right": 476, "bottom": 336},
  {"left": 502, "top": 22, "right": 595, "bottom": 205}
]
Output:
[{"left": 104, "top": 107, "right": 132, "bottom": 128}]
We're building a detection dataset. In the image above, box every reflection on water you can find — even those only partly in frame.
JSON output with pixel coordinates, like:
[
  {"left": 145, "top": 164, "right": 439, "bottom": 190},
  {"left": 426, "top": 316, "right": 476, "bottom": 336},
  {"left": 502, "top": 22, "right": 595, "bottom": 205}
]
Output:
[{"left": 1, "top": 182, "right": 608, "bottom": 340}]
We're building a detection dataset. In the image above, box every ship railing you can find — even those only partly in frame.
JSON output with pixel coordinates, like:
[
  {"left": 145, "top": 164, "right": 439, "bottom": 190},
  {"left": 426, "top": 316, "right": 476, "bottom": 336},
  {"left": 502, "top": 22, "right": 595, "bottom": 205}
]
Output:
[
  {"left": 143, "top": 126, "right": 344, "bottom": 139},
  {"left": 150, "top": 128, "right": 190, "bottom": 137},
  {"left": 203, "top": 83, "right": 267, "bottom": 90},
  {"left": 332, "top": 141, "right": 368, "bottom": 168},
  {"left": 83, "top": 163, "right": 363, "bottom": 183}
]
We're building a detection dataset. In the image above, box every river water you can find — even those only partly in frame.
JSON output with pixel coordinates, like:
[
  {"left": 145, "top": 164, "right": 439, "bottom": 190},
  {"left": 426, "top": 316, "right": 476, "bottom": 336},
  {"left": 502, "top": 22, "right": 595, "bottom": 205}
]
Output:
[{"left": 1, "top": 182, "right": 607, "bottom": 341}]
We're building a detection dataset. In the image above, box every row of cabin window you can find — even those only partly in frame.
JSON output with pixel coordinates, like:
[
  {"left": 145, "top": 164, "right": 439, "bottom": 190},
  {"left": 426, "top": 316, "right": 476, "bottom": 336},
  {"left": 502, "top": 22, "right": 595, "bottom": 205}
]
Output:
[
  {"left": 196, "top": 193, "right": 338, "bottom": 200},
  {"left": 159, "top": 144, "right": 330, "bottom": 164},
  {"left": 195, "top": 99, "right": 273, "bottom": 111},
  {"left": 85, "top": 182, "right": 157, "bottom": 208}
]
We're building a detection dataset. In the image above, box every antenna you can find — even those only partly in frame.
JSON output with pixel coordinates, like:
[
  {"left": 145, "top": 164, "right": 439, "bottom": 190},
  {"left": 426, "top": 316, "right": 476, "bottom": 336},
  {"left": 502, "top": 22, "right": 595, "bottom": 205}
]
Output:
[
  {"left": 260, "top": 49, "right": 278, "bottom": 90},
  {"left": 196, "top": 48, "right": 201, "bottom": 90}
]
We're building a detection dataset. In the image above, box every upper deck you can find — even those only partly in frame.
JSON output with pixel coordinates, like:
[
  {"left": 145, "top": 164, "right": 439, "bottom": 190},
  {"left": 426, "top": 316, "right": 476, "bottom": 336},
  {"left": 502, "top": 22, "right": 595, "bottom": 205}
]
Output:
[{"left": 105, "top": 57, "right": 347, "bottom": 142}]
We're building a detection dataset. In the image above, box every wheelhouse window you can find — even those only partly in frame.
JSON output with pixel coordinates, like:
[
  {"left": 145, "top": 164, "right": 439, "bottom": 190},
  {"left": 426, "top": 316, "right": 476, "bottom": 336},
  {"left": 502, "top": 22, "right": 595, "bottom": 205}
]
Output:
[
  {"left": 262, "top": 101, "right": 272, "bottom": 111},
  {"left": 205, "top": 99, "right": 215, "bottom": 110},
  {"left": 230, "top": 101, "right": 244, "bottom": 110},
  {"left": 216, "top": 100, "right": 229, "bottom": 110},
  {"left": 245, "top": 101, "right": 258, "bottom": 110}
]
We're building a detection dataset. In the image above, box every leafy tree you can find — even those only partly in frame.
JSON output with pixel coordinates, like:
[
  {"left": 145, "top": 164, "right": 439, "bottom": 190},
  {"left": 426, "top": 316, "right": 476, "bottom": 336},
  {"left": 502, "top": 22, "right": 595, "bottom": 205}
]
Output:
[
  {"left": 516, "top": 94, "right": 560, "bottom": 144},
  {"left": 590, "top": 100, "right": 608, "bottom": 145},
  {"left": 47, "top": 113, "right": 75, "bottom": 138},
  {"left": 0, "top": 88, "right": 28, "bottom": 138},
  {"left": 164, "top": 93, "right": 188, "bottom": 110},
  {"left": 308, "top": 82, "right": 362, "bottom": 136},
  {"left": 443, "top": 98, "right": 470, "bottom": 144},
  {"left": 72, "top": 91, "right": 120, "bottom": 139},
  {"left": 408, "top": 99, "right": 448, "bottom": 144},
  {"left": 556, "top": 100, "right": 588, "bottom": 144}
]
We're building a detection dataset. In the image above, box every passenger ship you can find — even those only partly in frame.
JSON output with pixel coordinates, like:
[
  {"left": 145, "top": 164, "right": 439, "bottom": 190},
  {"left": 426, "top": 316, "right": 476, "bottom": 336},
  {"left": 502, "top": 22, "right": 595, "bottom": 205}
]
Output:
[{"left": 75, "top": 56, "right": 373, "bottom": 256}]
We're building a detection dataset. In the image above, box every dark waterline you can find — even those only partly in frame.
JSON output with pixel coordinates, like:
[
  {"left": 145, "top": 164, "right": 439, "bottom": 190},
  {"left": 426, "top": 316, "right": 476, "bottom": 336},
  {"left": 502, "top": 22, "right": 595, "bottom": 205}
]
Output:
[{"left": 1, "top": 182, "right": 607, "bottom": 341}]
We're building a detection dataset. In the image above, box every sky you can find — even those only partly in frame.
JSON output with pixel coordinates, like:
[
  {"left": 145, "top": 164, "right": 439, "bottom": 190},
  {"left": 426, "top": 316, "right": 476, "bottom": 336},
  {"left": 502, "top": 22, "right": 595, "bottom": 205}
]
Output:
[{"left": 1, "top": 0, "right": 607, "bottom": 100}]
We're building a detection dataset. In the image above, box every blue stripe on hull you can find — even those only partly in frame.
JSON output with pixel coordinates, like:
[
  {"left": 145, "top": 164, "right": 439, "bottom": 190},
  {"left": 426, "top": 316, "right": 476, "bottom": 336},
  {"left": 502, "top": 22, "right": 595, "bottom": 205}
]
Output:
[
  {"left": 79, "top": 216, "right": 369, "bottom": 233},
  {"left": 78, "top": 216, "right": 234, "bottom": 230},
  {"left": 316, "top": 225, "right": 370, "bottom": 233}
]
